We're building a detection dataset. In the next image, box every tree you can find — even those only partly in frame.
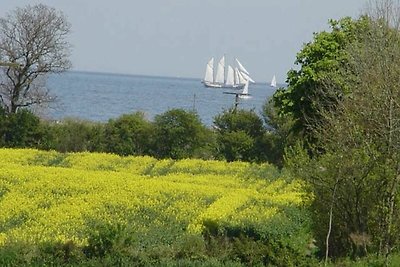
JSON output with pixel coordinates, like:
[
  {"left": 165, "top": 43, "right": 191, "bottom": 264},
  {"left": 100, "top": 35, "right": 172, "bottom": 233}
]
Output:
[
  {"left": 287, "top": 1, "right": 400, "bottom": 260},
  {"left": 0, "top": 4, "right": 71, "bottom": 113},
  {"left": 272, "top": 16, "right": 370, "bottom": 141},
  {"left": 261, "top": 98, "right": 296, "bottom": 166},
  {"left": 104, "top": 112, "right": 153, "bottom": 156},
  {"left": 213, "top": 108, "right": 266, "bottom": 162},
  {"left": 152, "top": 109, "right": 211, "bottom": 159}
]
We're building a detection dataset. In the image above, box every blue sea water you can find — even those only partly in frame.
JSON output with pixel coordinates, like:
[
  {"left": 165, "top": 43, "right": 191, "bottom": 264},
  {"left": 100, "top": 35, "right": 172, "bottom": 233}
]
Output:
[{"left": 47, "top": 71, "right": 278, "bottom": 126}]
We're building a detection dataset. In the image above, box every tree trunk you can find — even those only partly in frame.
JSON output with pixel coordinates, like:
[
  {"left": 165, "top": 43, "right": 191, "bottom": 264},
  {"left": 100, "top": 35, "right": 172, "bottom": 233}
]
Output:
[
  {"left": 325, "top": 180, "right": 339, "bottom": 265},
  {"left": 383, "top": 172, "right": 400, "bottom": 266}
]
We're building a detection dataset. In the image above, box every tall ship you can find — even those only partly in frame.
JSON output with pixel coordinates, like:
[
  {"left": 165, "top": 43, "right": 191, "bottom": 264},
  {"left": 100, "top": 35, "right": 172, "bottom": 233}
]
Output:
[{"left": 202, "top": 55, "right": 255, "bottom": 89}]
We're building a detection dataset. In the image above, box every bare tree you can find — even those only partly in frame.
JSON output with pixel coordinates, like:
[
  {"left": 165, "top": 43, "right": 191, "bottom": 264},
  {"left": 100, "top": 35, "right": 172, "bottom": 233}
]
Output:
[{"left": 0, "top": 4, "right": 71, "bottom": 113}]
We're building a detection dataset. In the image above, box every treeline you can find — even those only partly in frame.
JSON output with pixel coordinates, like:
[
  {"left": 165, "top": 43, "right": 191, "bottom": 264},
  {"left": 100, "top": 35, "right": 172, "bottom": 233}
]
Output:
[
  {"left": 0, "top": 106, "right": 284, "bottom": 166},
  {"left": 267, "top": 1, "right": 400, "bottom": 265}
]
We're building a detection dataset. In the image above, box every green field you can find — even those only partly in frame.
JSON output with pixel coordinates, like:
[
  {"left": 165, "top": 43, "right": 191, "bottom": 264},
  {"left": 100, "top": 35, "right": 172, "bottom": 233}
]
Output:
[{"left": 0, "top": 149, "right": 313, "bottom": 265}]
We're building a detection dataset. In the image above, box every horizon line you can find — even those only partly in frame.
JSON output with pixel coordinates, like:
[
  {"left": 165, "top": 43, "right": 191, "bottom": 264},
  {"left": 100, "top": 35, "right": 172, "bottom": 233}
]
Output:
[{"left": 64, "top": 69, "right": 282, "bottom": 85}]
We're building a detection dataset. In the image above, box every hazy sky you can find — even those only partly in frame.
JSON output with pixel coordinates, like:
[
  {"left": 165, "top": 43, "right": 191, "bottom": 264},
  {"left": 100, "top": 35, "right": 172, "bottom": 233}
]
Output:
[{"left": 1, "top": 0, "right": 368, "bottom": 83}]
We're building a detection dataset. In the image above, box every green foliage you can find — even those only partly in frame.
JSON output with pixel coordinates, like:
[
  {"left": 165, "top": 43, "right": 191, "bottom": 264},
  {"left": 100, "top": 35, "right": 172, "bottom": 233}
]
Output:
[
  {"left": 289, "top": 146, "right": 379, "bottom": 258},
  {"left": 46, "top": 118, "right": 105, "bottom": 152},
  {"left": 2, "top": 109, "right": 46, "bottom": 148},
  {"left": 83, "top": 220, "right": 136, "bottom": 259},
  {"left": 216, "top": 130, "right": 253, "bottom": 162},
  {"left": 272, "top": 16, "right": 370, "bottom": 140},
  {"left": 152, "top": 108, "right": 212, "bottom": 159},
  {"left": 202, "top": 206, "right": 316, "bottom": 267},
  {"left": 261, "top": 98, "right": 297, "bottom": 166},
  {"left": 213, "top": 108, "right": 267, "bottom": 162},
  {"left": 104, "top": 112, "right": 153, "bottom": 156},
  {"left": 0, "top": 107, "right": 7, "bottom": 146}
]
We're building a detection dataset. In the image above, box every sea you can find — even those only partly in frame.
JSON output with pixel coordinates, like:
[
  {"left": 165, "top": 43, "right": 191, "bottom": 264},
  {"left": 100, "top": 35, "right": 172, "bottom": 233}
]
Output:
[{"left": 47, "top": 71, "right": 279, "bottom": 126}]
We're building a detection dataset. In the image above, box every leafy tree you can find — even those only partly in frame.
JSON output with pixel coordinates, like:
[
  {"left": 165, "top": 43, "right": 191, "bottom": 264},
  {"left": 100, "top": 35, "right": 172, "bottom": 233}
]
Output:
[
  {"left": 104, "top": 112, "right": 153, "bottom": 156},
  {"left": 0, "top": 4, "right": 71, "bottom": 113},
  {"left": 213, "top": 108, "right": 266, "bottom": 162},
  {"left": 287, "top": 1, "right": 400, "bottom": 261},
  {"left": 4, "top": 109, "right": 45, "bottom": 148},
  {"left": 261, "top": 98, "right": 296, "bottom": 166},
  {"left": 152, "top": 109, "right": 211, "bottom": 159},
  {"left": 216, "top": 130, "right": 254, "bottom": 162},
  {"left": 272, "top": 16, "right": 370, "bottom": 141}
]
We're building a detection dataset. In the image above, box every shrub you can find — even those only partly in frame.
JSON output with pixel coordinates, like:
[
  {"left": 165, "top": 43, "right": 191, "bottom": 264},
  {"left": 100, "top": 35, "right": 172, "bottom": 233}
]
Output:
[
  {"left": 3, "top": 109, "right": 46, "bottom": 148},
  {"left": 46, "top": 118, "right": 105, "bottom": 152},
  {"left": 103, "top": 112, "right": 153, "bottom": 156},
  {"left": 152, "top": 109, "right": 213, "bottom": 159},
  {"left": 213, "top": 109, "right": 267, "bottom": 162}
]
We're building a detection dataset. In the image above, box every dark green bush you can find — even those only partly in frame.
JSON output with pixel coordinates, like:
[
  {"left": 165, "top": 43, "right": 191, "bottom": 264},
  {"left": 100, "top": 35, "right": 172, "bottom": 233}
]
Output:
[
  {"left": 152, "top": 109, "right": 213, "bottom": 159},
  {"left": 2, "top": 109, "right": 46, "bottom": 148},
  {"left": 0, "top": 107, "right": 7, "bottom": 146},
  {"left": 213, "top": 108, "right": 269, "bottom": 162},
  {"left": 103, "top": 112, "right": 153, "bottom": 156},
  {"left": 46, "top": 118, "right": 105, "bottom": 152},
  {"left": 83, "top": 221, "right": 135, "bottom": 259}
]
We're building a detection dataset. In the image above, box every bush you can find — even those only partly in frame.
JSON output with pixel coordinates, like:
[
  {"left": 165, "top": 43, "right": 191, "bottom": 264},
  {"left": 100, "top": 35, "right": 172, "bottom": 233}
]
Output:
[
  {"left": 152, "top": 109, "right": 213, "bottom": 159},
  {"left": 46, "top": 118, "right": 105, "bottom": 152},
  {"left": 213, "top": 109, "right": 266, "bottom": 162},
  {"left": 103, "top": 112, "right": 153, "bottom": 156},
  {"left": 0, "top": 107, "right": 7, "bottom": 146},
  {"left": 2, "top": 109, "right": 46, "bottom": 148}
]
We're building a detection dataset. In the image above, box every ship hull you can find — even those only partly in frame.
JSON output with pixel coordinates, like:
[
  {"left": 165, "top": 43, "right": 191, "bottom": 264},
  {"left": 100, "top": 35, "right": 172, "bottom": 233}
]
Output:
[{"left": 203, "top": 81, "right": 245, "bottom": 89}]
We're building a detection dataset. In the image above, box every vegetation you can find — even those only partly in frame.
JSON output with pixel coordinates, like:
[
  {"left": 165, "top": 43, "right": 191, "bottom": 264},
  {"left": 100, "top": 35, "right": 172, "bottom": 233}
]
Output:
[
  {"left": 0, "top": 4, "right": 71, "bottom": 113},
  {"left": 2, "top": 0, "right": 400, "bottom": 265},
  {"left": 103, "top": 112, "right": 152, "bottom": 156},
  {"left": 271, "top": 16, "right": 370, "bottom": 142},
  {"left": 214, "top": 108, "right": 266, "bottom": 162},
  {"left": 151, "top": 109, "right": 212, "bottom": 159},
  {"left": 0, "top": 148, "right": 312, "bottom": 266},
  {"left": 269, "top": 0, "right": 400, "bottom": 264}
]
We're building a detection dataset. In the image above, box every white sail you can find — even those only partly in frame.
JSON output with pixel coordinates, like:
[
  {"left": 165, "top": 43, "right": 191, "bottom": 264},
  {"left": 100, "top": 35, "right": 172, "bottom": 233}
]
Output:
[
  {"left": 235, "top": 68, "right": 245, "bottom": 84},
  {"left": 239, "top": 70, "right": 255, "bottom": 83},
  {"left": 225, "top": 65, "right": 235, "bottom": 86},
  {"left": 215, "top": 55, "right": 225, "bottom": 84},
  {"left": 239, "top": 81, "right": 251, "bottom": 99},
  {"left": 242, "top": 81, "right": 249, "bottom": 94},
  {"left": 202, "top": 55, "right": 252, "bottom": 89},
  {"left": 204, "top": 58, "right": 214, "bottom": 83},
  {"left": 270, "top": 75, "right": 277, "bottom": 87},
  {"left": 234, "top": 68, "right": 240, "bottom": 85},
  {"left": 235, "top": 58, "right": 250, "bottom": 75}
]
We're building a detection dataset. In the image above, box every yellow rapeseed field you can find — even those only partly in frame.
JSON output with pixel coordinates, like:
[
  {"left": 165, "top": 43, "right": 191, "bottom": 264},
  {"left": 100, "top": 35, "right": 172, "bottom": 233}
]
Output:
[{"left": 0, "top": 148, "right": 307, "bottom": 249}]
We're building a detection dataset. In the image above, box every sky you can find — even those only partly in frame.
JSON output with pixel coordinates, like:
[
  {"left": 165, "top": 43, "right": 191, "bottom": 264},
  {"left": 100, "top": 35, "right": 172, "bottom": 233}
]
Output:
[{"left": 1, "top": 0, "right": 369, "bottom": 83}]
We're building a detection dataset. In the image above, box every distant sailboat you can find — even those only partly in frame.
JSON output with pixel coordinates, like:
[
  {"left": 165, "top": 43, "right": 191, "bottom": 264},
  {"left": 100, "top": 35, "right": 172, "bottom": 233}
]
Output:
[
  {"left": 202, "top": 56, "right": 254, "bottom": 89},
  {"left": 239, "top": 81, "right": 251, "bottom": 99},
  {"left": 223, "top": 80, "right": 251, "bottom": 109},
  {"left": 270, "top": 75, "right": 277, "bottom": 88}
]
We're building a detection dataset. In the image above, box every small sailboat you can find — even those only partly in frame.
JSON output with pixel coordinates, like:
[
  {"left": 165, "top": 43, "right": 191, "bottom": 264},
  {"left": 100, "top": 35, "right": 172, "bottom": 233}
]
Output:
[
  {"left": 202, "top": 56, "right": 254, "bottom": 89},
  {"left": 239, "top": 81, "right": 251, "bottom": 99},
  {"left": 270, "top": 75, "right": 277, "bottom": 88},
  {"left": 223, "top": 80, "right": 251, "bottom": 109}
]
